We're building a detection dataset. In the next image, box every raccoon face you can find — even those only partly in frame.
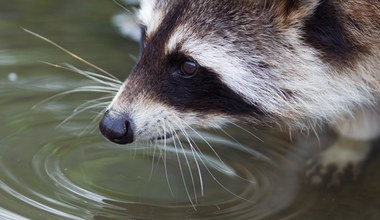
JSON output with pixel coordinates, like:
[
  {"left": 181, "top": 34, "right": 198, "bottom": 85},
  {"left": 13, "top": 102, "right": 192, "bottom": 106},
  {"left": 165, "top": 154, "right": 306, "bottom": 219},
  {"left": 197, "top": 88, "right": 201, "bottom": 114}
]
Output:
[
  {"left": 100, "top": 1, "right": 262, "bottom": 144},
  {"left": 99, "top": 0, "right": 376, "bottom": 144},
  {"left": 100, "top": 0, "right": 264, "bottom": 144}
]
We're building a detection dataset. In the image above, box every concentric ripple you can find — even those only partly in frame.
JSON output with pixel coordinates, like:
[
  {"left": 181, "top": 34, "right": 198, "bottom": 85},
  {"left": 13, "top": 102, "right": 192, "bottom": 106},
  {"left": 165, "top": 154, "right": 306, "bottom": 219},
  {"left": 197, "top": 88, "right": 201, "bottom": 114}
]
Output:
[
  {"left": 0, "top": 73, "right": 315, "bottom": 220},
  {"left": 2, "top": 131, "right": 307, "bottom": 220},
  {"left": 0, "top": 87, "right": 311, "bottom": 220}
]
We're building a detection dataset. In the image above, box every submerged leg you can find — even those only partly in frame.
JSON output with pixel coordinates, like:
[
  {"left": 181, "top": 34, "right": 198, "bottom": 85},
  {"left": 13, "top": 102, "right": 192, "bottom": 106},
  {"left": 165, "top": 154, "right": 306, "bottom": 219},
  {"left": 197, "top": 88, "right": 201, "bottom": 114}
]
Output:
[{"left": 307, "top": 107, "right": 380, "bottom": 187}]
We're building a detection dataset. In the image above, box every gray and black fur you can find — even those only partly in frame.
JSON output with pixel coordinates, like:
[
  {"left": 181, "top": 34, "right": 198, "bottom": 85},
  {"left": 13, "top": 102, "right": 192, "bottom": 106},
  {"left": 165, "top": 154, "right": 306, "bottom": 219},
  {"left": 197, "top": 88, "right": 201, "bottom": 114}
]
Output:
[{"left": 100, "top": 0, "right": 380, "bottom": 187}]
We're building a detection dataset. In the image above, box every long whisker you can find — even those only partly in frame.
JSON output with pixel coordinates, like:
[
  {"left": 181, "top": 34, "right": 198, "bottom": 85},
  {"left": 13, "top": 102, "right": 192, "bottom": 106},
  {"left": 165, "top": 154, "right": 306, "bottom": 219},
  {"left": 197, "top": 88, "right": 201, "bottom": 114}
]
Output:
[
  {"left": 180, "top": 121, "right": 228, "bottom": 169},
  {"left": 66, "top": 86, "right": 118, "bottom": 92},
  {"left": 23, "top": 28, "right": 119, "bottom": 81},
  {"left": 172, "top": 119, "right": 205, "bottom": 197},
  {"left": 175, "top": 117, "right": 257, "bottom": 197},
  {"left": 73, "top": 96, "right": 113, "bottom": 113},
  {"left": 179, "top": 132, "right": 254, "bottom": 203},
  {"left": 229, "top": 122, "right": 264, "bottom": 143},
  {"left": 162, "top": 120, "right": 174, "bottom": 197},
  {"left": 64, "top": 64, "right": 122, "bottom": 87},
  {"left": 173, "top": 126, "right": 199, "bottom": 204},
  {"left": 167, "top": 122, "right": 197, "bottom": 210},
  {"left": 219, "top": 128, "right": 244, "bottom": 147},
  {"left": 113, "top": 0, "right": 132, "bottom": 13},
  {"left": 65, "top": 64, "right": 122, "bottom": 87},
  {"left": 80, "top": 108, "right": 107, "bottom": 135},
  {"left": 57, "top": 102, "right": 109, "bottom": 127},
  {"left": 149, "top": 137, "right": 159, "bottom": 181},
  {"left": 192, "top": 147, "right": 254, "bottom": 203},
  {"left": 41, "top": 62, "right": 122, "bottom": 86},
  {"left": 32, "top": 86, "right": 117, "bottom": 109}
]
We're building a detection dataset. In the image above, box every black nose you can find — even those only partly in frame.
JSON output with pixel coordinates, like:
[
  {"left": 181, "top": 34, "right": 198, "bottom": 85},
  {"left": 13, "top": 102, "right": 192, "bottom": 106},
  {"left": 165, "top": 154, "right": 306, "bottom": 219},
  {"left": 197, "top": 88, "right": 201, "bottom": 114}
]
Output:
[{"left": 99, "top": 110, "right": 134, "bottom": 144}]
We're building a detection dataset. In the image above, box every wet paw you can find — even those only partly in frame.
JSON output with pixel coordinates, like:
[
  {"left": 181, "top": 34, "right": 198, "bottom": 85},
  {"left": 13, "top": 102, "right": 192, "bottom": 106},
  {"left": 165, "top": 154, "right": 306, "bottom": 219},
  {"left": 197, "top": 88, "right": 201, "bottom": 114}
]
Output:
[
  {"left": 306, "top": 158, "right": 361, "bottom": 188},
  {"left": 306, "top": 138, "right": 371, "bottom": 188}
]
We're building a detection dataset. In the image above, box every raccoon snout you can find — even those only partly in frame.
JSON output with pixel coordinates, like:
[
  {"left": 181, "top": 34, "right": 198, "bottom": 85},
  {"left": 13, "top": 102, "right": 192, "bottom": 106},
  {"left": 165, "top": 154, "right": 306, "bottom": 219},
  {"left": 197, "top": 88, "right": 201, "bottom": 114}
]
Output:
[{"left": 99, "top": 110, "right": 134, "bottom": 144}]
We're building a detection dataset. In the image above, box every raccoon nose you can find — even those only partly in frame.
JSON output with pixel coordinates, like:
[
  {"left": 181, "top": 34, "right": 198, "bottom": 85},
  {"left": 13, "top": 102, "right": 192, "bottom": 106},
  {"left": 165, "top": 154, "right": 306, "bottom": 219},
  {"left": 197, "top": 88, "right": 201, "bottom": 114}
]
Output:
[{"left": 99, "top": 110, "right": 134, "bottom": 144}]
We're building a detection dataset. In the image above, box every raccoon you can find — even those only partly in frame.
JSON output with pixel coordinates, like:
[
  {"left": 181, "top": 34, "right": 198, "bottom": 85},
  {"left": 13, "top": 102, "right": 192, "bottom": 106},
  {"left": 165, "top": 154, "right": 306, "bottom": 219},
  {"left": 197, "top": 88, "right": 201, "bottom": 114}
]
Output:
[{"left": 99, "top": 0, "right": 380, "bottom": 187}]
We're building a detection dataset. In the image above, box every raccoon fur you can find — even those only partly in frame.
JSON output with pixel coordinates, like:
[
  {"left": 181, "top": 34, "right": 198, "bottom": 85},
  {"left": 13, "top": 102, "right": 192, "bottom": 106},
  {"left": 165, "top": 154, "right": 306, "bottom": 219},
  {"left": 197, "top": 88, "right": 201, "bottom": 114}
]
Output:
[{"left": 99, "top": 0, "right": 380, "bottom": 187}]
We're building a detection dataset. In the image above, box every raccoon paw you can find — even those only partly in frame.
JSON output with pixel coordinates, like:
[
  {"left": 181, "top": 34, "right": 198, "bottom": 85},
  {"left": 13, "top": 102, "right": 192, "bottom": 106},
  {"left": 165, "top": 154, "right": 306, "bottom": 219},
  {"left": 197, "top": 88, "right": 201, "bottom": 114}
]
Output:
[
  {"left": 305, "top": 138, "right": 371, "bottom": 188},
  {"left": 306, "top": 157, "right": 362, "bottom": 188}
]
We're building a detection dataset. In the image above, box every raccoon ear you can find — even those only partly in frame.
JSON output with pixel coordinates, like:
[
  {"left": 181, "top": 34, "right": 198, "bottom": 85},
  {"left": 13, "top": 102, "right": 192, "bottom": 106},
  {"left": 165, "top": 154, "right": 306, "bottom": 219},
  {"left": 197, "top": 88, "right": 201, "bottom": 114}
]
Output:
[{"left": 266, "top": 0, "right": 320, "bottom": 26}]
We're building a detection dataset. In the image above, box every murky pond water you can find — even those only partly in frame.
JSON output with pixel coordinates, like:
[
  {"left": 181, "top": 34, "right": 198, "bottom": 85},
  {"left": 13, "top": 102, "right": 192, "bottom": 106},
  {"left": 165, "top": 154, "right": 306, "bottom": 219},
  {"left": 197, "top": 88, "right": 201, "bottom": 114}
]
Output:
[{"left": 1, "top": 1, "right": 380, "bottom": 219}]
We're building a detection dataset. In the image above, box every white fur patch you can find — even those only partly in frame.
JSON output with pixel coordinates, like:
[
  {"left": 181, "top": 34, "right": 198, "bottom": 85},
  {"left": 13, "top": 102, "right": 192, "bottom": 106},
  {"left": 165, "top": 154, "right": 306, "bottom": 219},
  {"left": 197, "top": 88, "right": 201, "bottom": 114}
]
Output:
[
  {"left": 166, "top": 25, "right": 271, "bottom": 109},
  {"left": 166, "top": 24, "right": 378, "bottom": 130},
  {"left": 137, "top": 0, "right": 163, "bottom": 35}
]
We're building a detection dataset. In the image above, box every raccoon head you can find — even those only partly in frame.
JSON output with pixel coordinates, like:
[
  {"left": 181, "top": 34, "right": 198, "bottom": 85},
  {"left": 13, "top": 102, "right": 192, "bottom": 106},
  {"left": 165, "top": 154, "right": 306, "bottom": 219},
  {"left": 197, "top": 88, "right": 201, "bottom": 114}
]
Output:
[{"left": 99, "top": 0, "right": 374, "bottom": 144}]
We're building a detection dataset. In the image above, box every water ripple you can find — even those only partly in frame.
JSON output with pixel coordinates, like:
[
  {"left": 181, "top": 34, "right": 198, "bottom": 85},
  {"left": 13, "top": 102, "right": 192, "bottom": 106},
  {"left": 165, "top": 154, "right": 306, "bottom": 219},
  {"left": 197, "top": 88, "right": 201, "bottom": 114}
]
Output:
[{"left": 0, "top": 75, "right": 313, "bottom": 219}]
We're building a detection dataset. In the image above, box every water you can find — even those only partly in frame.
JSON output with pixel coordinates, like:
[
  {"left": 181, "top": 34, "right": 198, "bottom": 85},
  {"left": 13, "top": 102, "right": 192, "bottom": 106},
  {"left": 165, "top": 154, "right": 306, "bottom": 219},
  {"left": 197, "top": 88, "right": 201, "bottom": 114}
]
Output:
[{"left": 1, "top": 1, "right": 380, "bottom": 219}]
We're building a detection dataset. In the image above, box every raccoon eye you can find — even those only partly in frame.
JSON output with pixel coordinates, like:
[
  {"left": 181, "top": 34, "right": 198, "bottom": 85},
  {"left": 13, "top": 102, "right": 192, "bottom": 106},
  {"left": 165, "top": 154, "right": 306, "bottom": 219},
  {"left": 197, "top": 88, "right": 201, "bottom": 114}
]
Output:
[{"left": 178, "top": 60, "right": 198, "bottom": 78}]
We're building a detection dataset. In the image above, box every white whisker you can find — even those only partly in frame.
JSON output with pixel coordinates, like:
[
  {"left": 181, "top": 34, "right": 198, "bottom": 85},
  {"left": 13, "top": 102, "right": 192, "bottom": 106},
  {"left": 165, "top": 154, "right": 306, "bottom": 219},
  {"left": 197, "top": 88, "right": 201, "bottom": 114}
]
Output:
[
  {"left": 149, "top": 137, "right": 159, "bottom": 181},
  {"left": 173, "top": 116, "right": 257, "bottom": 199},
  {"left": 173, "top": 128, "right": 199, "bottom": 204},
  {"left": 32, "top": 86, "right": 117, "bottom": 109},
  {"left": 196, "top": 152, "right": 253, "bottom": 203},
  {"left": 172, "top": 118, "right": 205, "bottom": 197},
  {"left": 162, "top": 120, "right": 174, "bottom": 197},
  {"left": 58, "top": 102, "right": 109, "bottom": 127},
  {"left": 41, "top": 62, "right": 122, "bottom": 86},
  {"left": 180, "top": 120, "right": 228, "bottom": 170},
  {"left": 80, "top": 108, "right": 107, "bottom": 135},
  {"left": 65, "top": 64, "right": 122, "bottom": 88},
  {"left": 185, "top": 138, "right": 254, "bottom": 203},
  {"left": 23, "top": 28, "right": 119, "bottom": 81},
  {"left": 230, "top": 122, "right": 264, "bottom": 143},
  {"left": 69, "top": 85, "right": 119, "bottom": 92},
  {"left": 73, "top": 96, "right": 113, "bottom": 113},
  {"left": 167, "top": 122, "right": 197, "bottom": 210},
  {"left": 113, "top": 0, "right": 132, "bottom": 13}
]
